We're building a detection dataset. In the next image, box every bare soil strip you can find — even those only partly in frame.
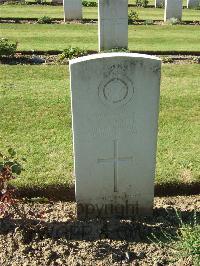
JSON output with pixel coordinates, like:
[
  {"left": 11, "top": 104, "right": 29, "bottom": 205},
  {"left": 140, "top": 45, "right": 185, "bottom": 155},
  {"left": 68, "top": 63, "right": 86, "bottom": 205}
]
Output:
[
  {"left": 0, "top": 2, "right": 188, "bottom": 8},
  {"left": 0, "top": 195, "right": 199, "bottom": 265},
  {"left": 1, "top": 53, "right": 200, "bottom": 66},
  {"left": 1, "top": 17, "right": 200, "bottom": 25},
  {"left": 2, "top": 50, "right": 200, "bottom": 56}
]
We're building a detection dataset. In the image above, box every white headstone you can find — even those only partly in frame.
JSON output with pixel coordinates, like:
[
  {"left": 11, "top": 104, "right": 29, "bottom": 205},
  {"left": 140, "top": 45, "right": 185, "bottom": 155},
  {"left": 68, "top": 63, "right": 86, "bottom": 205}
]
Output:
[
  {"left": 63, "top": 0, "right": 82, "bottom": 21},
  {"left": 187, "top": 0, "right": 199, "bottom": 8},
  {"left": 70, "top": 53, "right": 161, "bottom": 219},
  {"left": 98, "top": 0, "right": 128, "bottom": 51},
  {"left": 155, "top": 0, "right": 165, "bottom": 7},
  {"left": 164, "top": 0, "right": 182, "bottom": 21}
]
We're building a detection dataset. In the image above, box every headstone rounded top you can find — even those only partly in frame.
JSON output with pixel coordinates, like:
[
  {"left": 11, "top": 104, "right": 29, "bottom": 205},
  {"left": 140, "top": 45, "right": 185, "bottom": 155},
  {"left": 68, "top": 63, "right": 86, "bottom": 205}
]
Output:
[{"left": 69, "top": 53, "right": 161, "bottom": 65}]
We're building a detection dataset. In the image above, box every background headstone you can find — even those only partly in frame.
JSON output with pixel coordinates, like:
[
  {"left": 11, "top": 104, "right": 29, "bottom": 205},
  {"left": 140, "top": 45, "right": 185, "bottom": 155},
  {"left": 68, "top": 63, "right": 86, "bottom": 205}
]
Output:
[
  {"left": 98, "top": 0, "right": 128, "bottom": 51},
  {"left": 155, "top": 0, "right": 165, "bottom": 7},
  {"left": 164, "top": 0, "right": 182, "bottom": 21},
  {"left": 187, "top": 0, "right": 199, "bottom": 8},
  {"left": 70, "top": 53, "right": 161, "bottom": 219},
  {"left": 63, "top": 0, "right": 82, "bottom": 21}
]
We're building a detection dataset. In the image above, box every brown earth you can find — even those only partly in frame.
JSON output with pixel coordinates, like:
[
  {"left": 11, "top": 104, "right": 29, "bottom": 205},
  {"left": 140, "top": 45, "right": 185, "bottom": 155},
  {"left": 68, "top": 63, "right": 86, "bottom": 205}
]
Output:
[
  {"left": 1, "top": 53, "right": 200, "bottom": 65},
  {"left": 1, "top": 18, "right": 200, "bottom": 26},
  {"left": 0, "top": 195, "right": 199, "bottom": 266}
]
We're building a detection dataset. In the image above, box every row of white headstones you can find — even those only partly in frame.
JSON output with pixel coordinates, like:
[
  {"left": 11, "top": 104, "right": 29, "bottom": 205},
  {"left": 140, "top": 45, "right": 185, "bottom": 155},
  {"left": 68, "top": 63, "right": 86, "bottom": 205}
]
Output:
[
  {"left": 63, "top": 0, "right": 199, "bottom": 51},
  {"left": 63, "top": 0, "right": 200, "bottom": 22}
]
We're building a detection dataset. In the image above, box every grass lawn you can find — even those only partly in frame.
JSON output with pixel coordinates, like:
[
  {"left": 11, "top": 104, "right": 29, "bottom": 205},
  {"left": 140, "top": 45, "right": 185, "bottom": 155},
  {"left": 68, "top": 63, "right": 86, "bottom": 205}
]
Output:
[
  {"left": 1, "top": 23, "right": 200, "bottom": 52},
  {"left": 0, "top": 64, "right": 199, "bottom": 190},
  {"left": 0, "top": 4, "right": 199, "bottom": 20}
]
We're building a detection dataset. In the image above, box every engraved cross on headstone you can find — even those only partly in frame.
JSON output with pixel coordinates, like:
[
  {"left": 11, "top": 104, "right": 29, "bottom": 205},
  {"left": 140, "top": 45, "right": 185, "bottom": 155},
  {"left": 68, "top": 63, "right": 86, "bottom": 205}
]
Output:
[{"left": 98, "top": 140, "right": 133, "bottom": 192}]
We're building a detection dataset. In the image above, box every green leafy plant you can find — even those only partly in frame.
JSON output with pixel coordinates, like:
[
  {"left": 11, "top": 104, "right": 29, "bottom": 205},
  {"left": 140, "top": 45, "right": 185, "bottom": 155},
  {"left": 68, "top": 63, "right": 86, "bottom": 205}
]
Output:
[
  {"left": 0, "top": 38, "right": 17, "bottom": 57},
  {"left": 128, "top": 10, "right": 139, "bottom": 22},
  {"left": 136, "top": 0, "right": 149, "bottom": 8},
  {"left": 59, "top": 46, "right": 87, "bottom": 61},
  {"left": 0, "top": 149, "right": 47, "bottom": 238},
  {"left": 162, "top": 56, "right": 174, "bottom": 63},
  {"left": 0, "top": 148, "right": 25, "bottom": 217},
  {"left": 37, "top": 16, "right": 52, "bottom": 24},
  {"left": 82, "top": 0, "right": 97, "bottom": 7}
]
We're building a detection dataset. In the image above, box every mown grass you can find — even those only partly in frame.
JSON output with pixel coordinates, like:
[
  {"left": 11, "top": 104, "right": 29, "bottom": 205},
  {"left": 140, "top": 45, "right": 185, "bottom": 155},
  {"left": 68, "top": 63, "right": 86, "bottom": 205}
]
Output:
[
  {"left": 0, "top": 64, "right": 199, "bottom": 189},
  {"left": 0, "top": 4, "right": 199, "bottom": 20},
  {"left": 1, "top": 24, "right": 200, "bottom": 52}
]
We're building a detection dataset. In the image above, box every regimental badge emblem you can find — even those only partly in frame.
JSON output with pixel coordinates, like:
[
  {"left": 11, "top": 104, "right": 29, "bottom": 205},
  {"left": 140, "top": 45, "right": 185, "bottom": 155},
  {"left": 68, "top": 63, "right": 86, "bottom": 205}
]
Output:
[{"left": 98, "top": 74, "right": 134, "bottom": 107}]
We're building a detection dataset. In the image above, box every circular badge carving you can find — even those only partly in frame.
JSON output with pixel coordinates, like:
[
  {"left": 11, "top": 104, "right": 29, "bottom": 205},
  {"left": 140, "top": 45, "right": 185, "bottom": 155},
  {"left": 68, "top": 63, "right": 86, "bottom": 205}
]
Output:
[{"left": 99, "top": 75, "right": 134, "bottom": 107}]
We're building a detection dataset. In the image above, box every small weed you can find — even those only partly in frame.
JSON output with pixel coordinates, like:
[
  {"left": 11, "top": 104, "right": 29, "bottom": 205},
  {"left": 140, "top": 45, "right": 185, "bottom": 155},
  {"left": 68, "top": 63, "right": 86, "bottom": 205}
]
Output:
[
  {"left": 193, "top": 57, "right": 200, "bottom": 64},
  {"left": 136, "top": 0, "right": 149, "bottom": 8},
  {"left": 176, "top": 223, "right": 200, "bottom": 265},
  {"left": 59, "top": 46, "right": 87, "bottom": 61},
  {"left": 166, "top": 18, "right": 180, "bottom": 25},
  {"left": 162, "top": 57, "right": 174, "bottom": 63},
  {"left": 82, "top": 0, "right": 97, "bottom": 7},
  {"left": 128, "top": 10, "right": 139, "bottom": 23},
  {"left": 0, "top": 148, "right": 25, "bottom": 218},
  {"left": 0, "top": 38, "right": 17, "bottom": 57},
  {"left": 150, "top": 210, "right": 200, "bottom": 265},
  {"left": 37, "top": 16, "right": 52, "bottom": 24}
]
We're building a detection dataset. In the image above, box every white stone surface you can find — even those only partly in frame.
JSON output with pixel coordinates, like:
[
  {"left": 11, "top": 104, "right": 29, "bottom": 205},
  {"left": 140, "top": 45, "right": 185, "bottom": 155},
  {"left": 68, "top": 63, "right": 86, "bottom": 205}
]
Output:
[
  {"left": 187, "top": 0, "right": 199, "bottom": 8},
  {"left": 164, "top": 0, "right": 182, "bottom": 21},
  {"left": 155, "top": 0, "right": 165, "bottom": 7},
  {"left": 63, "top": 0, "right": 82, "bottom": 21},
  {"left": 70, "top": 53, "right": 161, "bottom": 219},
  {"left": 98, "top": 0, "right": 128, "bottom": 51}
]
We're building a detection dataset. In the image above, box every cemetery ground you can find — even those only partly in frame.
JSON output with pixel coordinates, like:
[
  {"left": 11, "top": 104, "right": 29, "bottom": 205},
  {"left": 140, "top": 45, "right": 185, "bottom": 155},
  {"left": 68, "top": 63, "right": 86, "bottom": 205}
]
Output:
[
  {"left": 1, "top": 64, "right": 200, "bottom": 190},
  {"left": 0, "top": 2, "right": 200, "bottom": 266},
  {"left": 0, "top": 195, "right": 199, "bottom": 265},
  {"left": 0, "top": 63, "right": 200, "bottom": 265},
  {"left": 1, "top": 24, "right": 200, "bottom": 51}
]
